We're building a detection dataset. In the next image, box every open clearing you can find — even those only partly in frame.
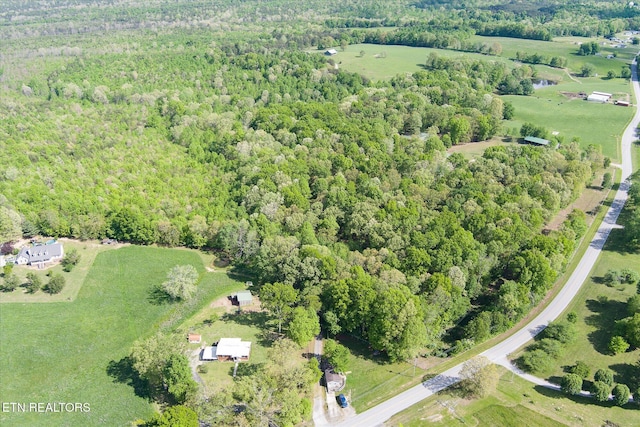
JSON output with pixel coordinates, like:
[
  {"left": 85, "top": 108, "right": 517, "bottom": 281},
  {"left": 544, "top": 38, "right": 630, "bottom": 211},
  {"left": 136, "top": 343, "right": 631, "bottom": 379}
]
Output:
[
  {"left": 386, "top": 365, "right": 640, "bottom": 427},
  {"left": 0, "top": 246, "right": 245, "bottom": 427}
]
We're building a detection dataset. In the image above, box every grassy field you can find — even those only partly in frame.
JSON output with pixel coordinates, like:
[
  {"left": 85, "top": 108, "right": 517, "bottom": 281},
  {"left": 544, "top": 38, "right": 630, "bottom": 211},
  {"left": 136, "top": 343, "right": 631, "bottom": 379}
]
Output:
[
  {"left": 0, "top": 239, "right": 112, "bottom": 303},
  {"left": 386, "top": 366, "right": 640, "bottom": 427},
  {"left": 178, "top": 298, "right": 270, "bottom": 393},
  {"left": 0, "top": 246, "right": 246, "bottom": 427},
  {"left": 333, "top": 42, "right": 634, "bottom": 161},
  {"left": 503, "top": 78, "right": 633, "bottom": 161},
  {"left": 519, "top": 236, "right": 640, "bottom": 389}
]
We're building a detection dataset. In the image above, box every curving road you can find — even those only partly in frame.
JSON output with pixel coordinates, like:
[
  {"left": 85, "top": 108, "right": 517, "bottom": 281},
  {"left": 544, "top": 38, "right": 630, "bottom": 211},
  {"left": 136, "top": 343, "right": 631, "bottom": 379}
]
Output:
[{"left": 335, "top": 61, "right": 639, "bottom": 427}]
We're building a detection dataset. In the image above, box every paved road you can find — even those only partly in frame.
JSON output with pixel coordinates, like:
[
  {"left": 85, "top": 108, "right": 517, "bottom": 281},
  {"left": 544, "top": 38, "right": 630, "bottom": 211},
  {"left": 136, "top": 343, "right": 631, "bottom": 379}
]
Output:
[{"left": 335, "top": 62, "right": 639, "bottom": 427}]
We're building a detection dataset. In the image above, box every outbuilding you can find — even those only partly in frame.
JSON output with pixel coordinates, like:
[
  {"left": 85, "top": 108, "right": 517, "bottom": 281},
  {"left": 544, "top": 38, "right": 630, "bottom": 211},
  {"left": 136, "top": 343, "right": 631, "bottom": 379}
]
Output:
[
  {"left": 523, "top": 136, "right": 550, "bottom": 146},
  {"left": 235, "top": 290, "right": 253, "bottom": 306},
  {"left": 188, "top": 333, "right": 202, "bottom": 344},
  {"left": 324, "top": 48, "right": 338, "bottom": 56}
]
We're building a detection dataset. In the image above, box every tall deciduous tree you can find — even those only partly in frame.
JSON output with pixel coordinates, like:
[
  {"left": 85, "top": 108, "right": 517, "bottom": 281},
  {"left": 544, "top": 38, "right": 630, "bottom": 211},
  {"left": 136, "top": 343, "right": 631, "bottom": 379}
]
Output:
[
  {"left": 368, "top": 284, "right": 427, "bottom": 362},
  {"left": 260, "top": 282, "right": 298, "bottom": 333},
  {"left": 162, "top": 265, "right": 199, "bottom": 301},
  {"left": 560, "top": 373, "right": 583, "bottom": 395},
  {"left": 287, "top": 307, "right": 320, "bottom": 346},
  {"left": 459, "top": 356, "right": 499, "bottom": 398},
  {"left": 324, "top": 339, "right": 350, "bottom": 373}
]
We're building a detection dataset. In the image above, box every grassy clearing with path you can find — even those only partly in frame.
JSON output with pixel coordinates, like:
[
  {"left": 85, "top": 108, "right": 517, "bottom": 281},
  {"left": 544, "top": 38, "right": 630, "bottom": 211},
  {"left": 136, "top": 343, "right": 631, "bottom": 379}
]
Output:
[
  {"left": 0, "top": 239, "right": 113, "bottom": 303},
  {"left": 517, "top": 236, "right": 640, "bottom": 389},
  {"left": 0, "top": 246, "right": 245, "bottom": 427},
  {"left": 386, "top": 366, "right": 639, "bottom": 427},
  {"left": 178, "top": 297, "right": 271, "bottom": 393}
]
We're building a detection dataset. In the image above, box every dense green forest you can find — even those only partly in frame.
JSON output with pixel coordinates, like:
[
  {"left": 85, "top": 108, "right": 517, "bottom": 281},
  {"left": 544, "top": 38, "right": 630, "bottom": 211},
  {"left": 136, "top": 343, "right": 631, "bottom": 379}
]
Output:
[
  {"left": 1, "top": 0, "right": 634, "bottom": 423},
  {"left": 0, "top": 0, "right": 614, "bottom": 360}
]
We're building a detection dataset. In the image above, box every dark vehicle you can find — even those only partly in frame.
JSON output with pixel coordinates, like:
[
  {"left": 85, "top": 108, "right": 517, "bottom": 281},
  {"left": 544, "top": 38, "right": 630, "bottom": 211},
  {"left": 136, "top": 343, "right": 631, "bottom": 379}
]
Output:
[{"left": 337, "top": 393, "right": 348, "bottom": 408}]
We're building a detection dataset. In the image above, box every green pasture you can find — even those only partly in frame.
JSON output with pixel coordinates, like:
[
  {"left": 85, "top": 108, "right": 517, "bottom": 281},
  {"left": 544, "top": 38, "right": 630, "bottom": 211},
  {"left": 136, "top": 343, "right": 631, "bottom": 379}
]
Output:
[
  {"left": 469, "top": 35, "right": 639, "bottom": 77},
  {"left": 527, "top": 237, "right": 640, "bottom": 389},
  {"left": 503, "top": 78, "right": 633, "bottom": 161},
  {"left": 0, "top": 239, "right": 109, "bottom": 303},
  {"left": 387, "top": 366, "right": 640, "bottom": 427},
  {"left": 333, "top": 43, "right": 514, "bottom": 81},
  {"left": 0, "top": 246, "right": 245, "bottom": 427}
]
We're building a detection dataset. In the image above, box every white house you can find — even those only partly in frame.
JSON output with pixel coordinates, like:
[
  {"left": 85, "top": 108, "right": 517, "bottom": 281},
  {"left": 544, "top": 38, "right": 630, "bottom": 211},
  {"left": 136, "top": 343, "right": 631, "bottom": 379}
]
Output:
[
  {"left": 201, "top": 338, "right": 252, "bottom": 361},
  {"left": 15, "top": 242, "right": 64, "bottom": 265}
]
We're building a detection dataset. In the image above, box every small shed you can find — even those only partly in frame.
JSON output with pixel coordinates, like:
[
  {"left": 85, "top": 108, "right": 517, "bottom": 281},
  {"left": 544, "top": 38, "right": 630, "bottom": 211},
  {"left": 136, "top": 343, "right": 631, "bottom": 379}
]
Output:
[
  {"left": 615, "top": 100, "right": 631, "bottom": 107},
  {"left": 235, "top": 290, "right": 253, "bottom": 306},
  {"left": 188, "top": 333, "right": 202, "bottom": 344},
  {"left": 523, "top": 136, "right": 550, "bottom": 146},
  {"left": 324, "top": 370, "right": 345, "bottom": 392},
  {"left": 324, "top": 48, "right": 338, "bottom": 56}
]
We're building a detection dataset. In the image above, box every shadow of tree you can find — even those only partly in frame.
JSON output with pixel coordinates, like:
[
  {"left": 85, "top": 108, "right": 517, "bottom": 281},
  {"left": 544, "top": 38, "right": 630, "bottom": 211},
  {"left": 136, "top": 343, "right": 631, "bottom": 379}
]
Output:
[
  {"left": 106, "top": 356, "right": 152, "bottom": 400},
  {"left": 585, "top": 298, "right": 628, "bottom": 355},
  {"left": 230, "top": 362, "right": 263, "bottom": 379},
  {"left": 609, "top": 363, "right": 640, "bottom": 389},
  {"left": 147, "top": 284, "right": 172, "bottom": 305},
  {"left": 337, "top": 334, "right": 391, "bottom": 365}
]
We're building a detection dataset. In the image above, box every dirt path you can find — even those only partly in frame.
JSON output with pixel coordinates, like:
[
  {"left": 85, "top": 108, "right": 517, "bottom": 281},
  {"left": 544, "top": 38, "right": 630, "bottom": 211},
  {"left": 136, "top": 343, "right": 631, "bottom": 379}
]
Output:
[
  {"left": 564, "top": 68, "right": 581, "bottom": 84},
  {"left": 189, "top": 348, "right": 204, "bottom": 385}
]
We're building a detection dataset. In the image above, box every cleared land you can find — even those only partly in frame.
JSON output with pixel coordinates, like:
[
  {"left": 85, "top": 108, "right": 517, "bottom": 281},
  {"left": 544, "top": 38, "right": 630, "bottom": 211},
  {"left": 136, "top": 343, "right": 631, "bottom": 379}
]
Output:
[
  {"left": 517, "top": 235, "right": 640, "bottom": 389},
  {"left": 0, "top": 239, "right": 115, "bottom": 303},
  {"left": 0, "top": 246, "right": 245, "bottom": 427},
  {"left": 385, "top": 365, "right": 639, "bottom": 427}
]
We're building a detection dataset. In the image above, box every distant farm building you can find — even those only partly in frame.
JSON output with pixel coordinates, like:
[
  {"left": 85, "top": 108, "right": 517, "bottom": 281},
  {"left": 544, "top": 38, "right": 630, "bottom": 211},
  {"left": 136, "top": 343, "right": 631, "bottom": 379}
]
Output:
[
  {"left": 615, "top": 100, "right": 631, "bottom": 107},
  {"left": 523, "top": 136, "right": 550, "bottom": 147},
  {"left": 324, "top": 48, "right": 338, "bottom": 56},
  {"left": 234, "top": 290, "right": 253, "bottom": 306},
  {"left": 15, "top": 242, "right": 64, "bottom": 266},
  {"left": 587, "top": 91, "right": 612, "bottom": 103},
  {"left": 201, "top": 338, "right": 252, "bottom": 361},
  {"left": 188, "top": 333, "right": 202, "bottom": 344}
]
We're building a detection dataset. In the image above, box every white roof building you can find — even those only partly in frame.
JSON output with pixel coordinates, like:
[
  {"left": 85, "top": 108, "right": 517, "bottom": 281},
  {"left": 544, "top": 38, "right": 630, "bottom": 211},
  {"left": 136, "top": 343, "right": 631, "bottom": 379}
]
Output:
[
  {"left": 587, "top": 94, "right": 609, "bottom": 103},
  {"left": 201, "top": 338, "right": 252, "bottom": 361}
]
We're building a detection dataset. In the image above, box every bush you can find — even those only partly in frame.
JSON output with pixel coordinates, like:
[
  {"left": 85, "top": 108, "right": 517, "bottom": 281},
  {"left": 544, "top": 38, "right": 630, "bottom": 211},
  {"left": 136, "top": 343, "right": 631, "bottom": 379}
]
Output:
[
  {"left": 519, "top": 349, "right": 553, "bottom": 374},
  {"left": 540, "top": 321, "right": 576, "bottom": 344},
  {"left": 25, "top": 272, "right": 43, "bottom": 293},
  {"left": 197, "top": 364, "right": 208, "bottom": 374},
  {"left": 594, "top": 368, "right": 614, "bottom": 386},
  {"left": 569, "top": 361, "right": 590, "bottom": 379},
  {"left": 604, "top": 269, "right": 622, "bottom": 286},
  {"left": 621, "top": 268, "right": 640, "bottom": 285},
  {"left": 567, "top": 311, "right": 578, "bottom": 324},
  {"left": 609, "top": 336, "right": 630, "bottom": 355},
  {"left": 61, "top": 248, "right": 81, "bottom": 272},
  {"left": 561, "top": 373, "right": 583, "bottom": 395},
  {"left": 591, "top": 381, "right": 612, "bottom": 402},
  {"left": 44, "top": 274, "right": 66, "bottom": 295},
  {"left": 612, "top": 383, "right": 630, "bottom": 406},
  {"left": 0, "top": 273, "right": 20, "bottom": 292},
  {"left": 532, "top": 338, "right": 564, "bottom": 359}
]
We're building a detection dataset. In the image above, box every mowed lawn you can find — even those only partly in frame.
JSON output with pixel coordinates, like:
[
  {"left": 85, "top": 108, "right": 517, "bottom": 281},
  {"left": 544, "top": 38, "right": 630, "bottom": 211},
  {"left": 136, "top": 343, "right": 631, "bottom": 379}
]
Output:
[
  {"left": 0, "top": 246, "right": 245, "bottom": 427},
  {"left": 387, "top": 366, "right": 640, "bottom": 427},
  {"left": 536, "top": 239, "right": 640, "bottom": 388},
  {"left": 503, "top": 78, "right": 633, "bottom": 161}
]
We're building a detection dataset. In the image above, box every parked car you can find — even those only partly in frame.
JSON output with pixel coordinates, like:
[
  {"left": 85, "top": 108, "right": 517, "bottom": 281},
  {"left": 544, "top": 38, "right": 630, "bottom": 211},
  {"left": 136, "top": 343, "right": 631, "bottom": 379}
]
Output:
[{"left": 337, "top": 393, "right": 348, "bottom": 408}]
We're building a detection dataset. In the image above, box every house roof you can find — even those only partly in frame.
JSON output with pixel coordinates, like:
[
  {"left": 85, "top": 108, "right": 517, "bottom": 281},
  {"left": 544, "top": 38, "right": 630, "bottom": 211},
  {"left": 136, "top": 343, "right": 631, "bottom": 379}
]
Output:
[
  {"left": 587, "top": 94, "right": 609, "bottom": 103},
  {"left": 524, "top": 136, "right": 550, "bottom": 146},
  {"left": 236, "top": 290, "right": 252, "bottom": 303},
  {"left": 202, "top": 346, "right": 217, "bottom": 360},
  {"left": 17, "top": 243, "right": 63, "bottom": 263},
  {"left": 216, "top": 338, "right": 251, "bottom": 358}
]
